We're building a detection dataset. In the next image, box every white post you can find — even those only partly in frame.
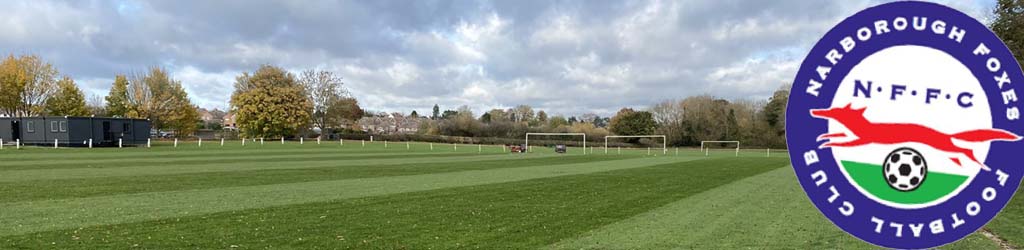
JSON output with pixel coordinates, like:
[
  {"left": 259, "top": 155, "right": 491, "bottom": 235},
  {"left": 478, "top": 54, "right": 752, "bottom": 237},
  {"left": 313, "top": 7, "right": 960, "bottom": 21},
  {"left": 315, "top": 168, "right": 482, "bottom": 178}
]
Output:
[
  {"left": 281, "top": 137, "right": 284, "bottom": 144},
  {"left": 617, "top": 147, "right": 620, "bottom": 155},
  {"left": 767, "top": 148, "right": 770, "bottom": 157},
  {"left": 198, "top": 138, "right": 203, "bottom": 147},
  {"left": 173, "top": 138, "right": 177, "bottom": 148},
  {"left": 1, "top": 138, "right": 4, "bottom": 150},
  {"left": 385, "top": 140, "right": 388, "bottom": 148},
  {"left": 430, "top": 143, "right": 433, "bottom": 150},
  {"left": 647, "top": 147, "right": 650, "bottom": 155},
  {"left": 147, "top": 138, "right": 151, "bottom": 148},
  {"left": 361, "top": 140, "right": 365, "bottom": 147},
  {"left": 478, "top": 144, "right": 481, "bottom": 153},
  {"left": 16, "top": 139, "right": 20, "bottom": 149},
  {"left": 583, "top": 134, "right": 586, "bottom": 155},
  {"left": 221, "top": 138, "right": 225, "bottom": 146},
  {"left": 735, "top": 146, "right": 739, "bottom": 157},
  {"left": 54, "top": 139, "right": 58, "bottom": 149},
  {"left": 242, "top": 138, "right": 246, "bottom": 146},
  {"left": 604, "top": 137, "right": 608, "bottom": 154},
  {"left": 454, "top": 143, "right": 457, "bottom": 151},
  {"left": 317, "top": 137, "right": 321, "bottom": 145},
  {"left": 300, "top": 137, "right": 304, "bottom": 145},
  {"left": 370, "top": 136, "right": 373, "bottom": 142},
  {"left": 407, "top": 141, "right": 410, "bottom": 150},
  {"left": 340, "top": 139, "right": 344, "bottom": 146},
  {"left": 676, "top": 147, "right": 679, "bottom": 156},
  {"left": 261, "top": 138, "right": 264, "bottom": 145}
]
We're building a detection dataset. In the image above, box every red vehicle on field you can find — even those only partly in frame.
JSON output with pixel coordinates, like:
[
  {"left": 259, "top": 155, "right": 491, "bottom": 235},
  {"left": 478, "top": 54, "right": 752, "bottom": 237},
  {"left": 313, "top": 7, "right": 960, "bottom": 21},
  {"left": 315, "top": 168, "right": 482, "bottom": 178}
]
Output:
[{"left": 508, "top": 144, "right": 527, "bottom": 153}]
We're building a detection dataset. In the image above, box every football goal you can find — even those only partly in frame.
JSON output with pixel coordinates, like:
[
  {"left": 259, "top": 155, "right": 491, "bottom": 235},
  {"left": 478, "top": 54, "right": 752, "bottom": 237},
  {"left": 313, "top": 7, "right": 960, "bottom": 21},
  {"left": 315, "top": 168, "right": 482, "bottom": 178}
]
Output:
[
  {"left": 525, "top": 133, "right": 586, "bottom": 154},
  {"left": 604, "top": 135, "right": 666, "bottom": 155},
  {"left": 701, "top": 141, "right": 740, "bottom": 156}
]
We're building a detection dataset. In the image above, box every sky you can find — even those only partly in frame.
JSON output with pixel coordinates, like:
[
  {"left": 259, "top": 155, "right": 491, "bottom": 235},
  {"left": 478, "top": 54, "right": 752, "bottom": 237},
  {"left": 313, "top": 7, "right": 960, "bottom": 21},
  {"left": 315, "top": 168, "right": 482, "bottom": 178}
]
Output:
[{"left": 0, "top": 0, "right": 996, "bottom": 117}]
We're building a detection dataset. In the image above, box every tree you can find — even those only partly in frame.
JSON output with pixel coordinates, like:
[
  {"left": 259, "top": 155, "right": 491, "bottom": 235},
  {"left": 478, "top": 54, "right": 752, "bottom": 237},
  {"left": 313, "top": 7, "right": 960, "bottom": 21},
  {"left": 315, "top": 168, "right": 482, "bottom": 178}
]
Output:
[
  {"left": 548, "top": 115, "right": 569, "bottom": 129},
  {"left": 763, "top": 87, "right": 788, "bottom": 136},
  {"left": 486, "top": 109, "right": 509, "bottom": 122},
  {"left": 164, "top": 82, "right": 200, "bottom": 136},
  {"left": 86, "top": 94, "right": 106, "bottom": 117},
  {"left": 609, "top": 108, "right": 656, "bottom": 136},
  {"left": 479, "top": 112, "right": 492, "bottom": 123},
  {"left": 452, "top": 105, "right": 480, "bottom": 136},
  {"left": 512, "top": 105, "right": 534, "bottom": 123},
  {"left": 410, "top": 110, "right": 419, "bottom": 118},
  {"left": 536, "top": 110, "right": 548, "bottom": 122},
  {"left": 299, "top": 69, "right": 349, "bottom": 131},
  {"left": 328, "top": 97, "right": 363, "bottom": 129},
  {"left": 432, "top": 104, "right": 440, "bottom": 120},
  {"left": 124, "top": 67, "right": 199, "bottom": 136},
  {"left": 991, "top": 0, "right": 1024, "bottom": 64},
  {"left": 44, "top": 76, "right": 89, "bottom": 116},
  {"left": 441, "top": 110, "right": 458, "bottom": 120},
  {"left": 0, "top": 54, "right": 59, "bottom": 117},
  {"left": 231, "top": 65, "right": 313, "bottom": 138},
  {"left": 105, "top": 75, "right": 131, "bottom": 117}
]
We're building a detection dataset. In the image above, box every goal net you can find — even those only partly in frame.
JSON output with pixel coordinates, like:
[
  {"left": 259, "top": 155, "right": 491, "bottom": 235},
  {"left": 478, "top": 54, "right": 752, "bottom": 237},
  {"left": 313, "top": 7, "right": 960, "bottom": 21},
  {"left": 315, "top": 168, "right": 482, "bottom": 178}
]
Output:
[
  {"left": 700, "top": 141, "right": 740, "bottom": 156},
  {"left": 525, "top": 133, "right": 586, "bottom": 154},
  {"left": 605, "top": 135, "right": 667, "bottom": 155}
]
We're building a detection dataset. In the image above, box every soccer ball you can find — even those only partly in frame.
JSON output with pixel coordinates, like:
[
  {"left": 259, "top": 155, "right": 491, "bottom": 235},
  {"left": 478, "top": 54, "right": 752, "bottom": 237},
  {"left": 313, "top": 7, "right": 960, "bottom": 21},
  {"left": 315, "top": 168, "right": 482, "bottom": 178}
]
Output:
[{"left": 883, "top": 148, "right": 928, "bottom": 191}]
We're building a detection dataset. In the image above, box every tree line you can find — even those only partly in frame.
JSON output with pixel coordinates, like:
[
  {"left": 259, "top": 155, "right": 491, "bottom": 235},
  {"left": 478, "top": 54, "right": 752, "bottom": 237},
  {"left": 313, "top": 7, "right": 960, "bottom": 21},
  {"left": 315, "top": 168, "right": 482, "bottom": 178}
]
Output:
[{"left": 407, "top": 87, "right": 787, "bottom": 148}]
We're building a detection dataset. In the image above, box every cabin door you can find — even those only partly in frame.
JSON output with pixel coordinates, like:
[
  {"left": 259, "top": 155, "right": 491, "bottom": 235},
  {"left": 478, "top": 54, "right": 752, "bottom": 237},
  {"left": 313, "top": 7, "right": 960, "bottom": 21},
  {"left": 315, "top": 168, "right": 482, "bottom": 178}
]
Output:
[
  {"left": 102, "top": 121, "right": 112, "bottom": 142},
  {"left": 10, "top": 120, "right": 19, "bottom": 140}
]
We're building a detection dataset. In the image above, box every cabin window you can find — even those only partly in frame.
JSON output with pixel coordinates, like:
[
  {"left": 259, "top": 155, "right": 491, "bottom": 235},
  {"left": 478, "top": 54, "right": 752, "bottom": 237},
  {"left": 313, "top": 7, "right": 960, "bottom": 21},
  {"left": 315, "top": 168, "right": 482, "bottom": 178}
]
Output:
[
  {"left": 59, "top": 121, "right": 67, "bottom": 132},
  {"left": 50, "top": 121, "right": 58, "bottom": 132},
  {"left": 26, "top": 121, "right": 34, "bottom": 133}
]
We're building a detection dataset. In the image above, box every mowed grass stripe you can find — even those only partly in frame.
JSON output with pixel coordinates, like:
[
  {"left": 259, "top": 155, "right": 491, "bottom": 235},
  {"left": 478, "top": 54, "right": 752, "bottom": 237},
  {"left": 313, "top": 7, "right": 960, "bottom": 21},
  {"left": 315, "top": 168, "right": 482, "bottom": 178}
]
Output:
[
  {"left": 0, "top": 155, "right": 635, "bottom": 203},
  {"left": 1, "top": 151, "right": 488, "bottom": 170},
  {"left": 0, "top": 156, "right": 697, "bottom": 237},
  {"left": 548, "top": 167, "right": 999, "bottom": 249},
  {"left": 0, "top": 153, "right": 566, "bottom": 182},
  {"left": 0, "top": 157, "right": 783, "bottom": 249}
]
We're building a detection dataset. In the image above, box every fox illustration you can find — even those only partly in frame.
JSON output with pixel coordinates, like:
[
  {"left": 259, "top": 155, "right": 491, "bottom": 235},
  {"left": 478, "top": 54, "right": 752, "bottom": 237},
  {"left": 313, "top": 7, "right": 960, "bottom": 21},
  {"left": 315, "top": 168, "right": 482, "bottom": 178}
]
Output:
[{"left": 810, "top": 104, "right": 1021, "bottom": 171}]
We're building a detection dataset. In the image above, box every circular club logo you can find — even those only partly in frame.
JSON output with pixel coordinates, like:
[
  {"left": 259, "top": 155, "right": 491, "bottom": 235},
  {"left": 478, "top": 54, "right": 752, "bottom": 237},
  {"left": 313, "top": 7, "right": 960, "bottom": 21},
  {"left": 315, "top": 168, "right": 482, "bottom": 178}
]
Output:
[{"left": 786, "top": 1, "right": 1024, "bottom": 249}]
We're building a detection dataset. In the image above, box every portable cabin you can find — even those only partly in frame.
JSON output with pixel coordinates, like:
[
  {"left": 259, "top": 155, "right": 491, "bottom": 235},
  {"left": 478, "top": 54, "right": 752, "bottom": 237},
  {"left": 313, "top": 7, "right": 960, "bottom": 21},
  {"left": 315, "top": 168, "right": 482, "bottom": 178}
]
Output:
[{"left": 0, "top": 116, "right": 151, "bottom": 147}]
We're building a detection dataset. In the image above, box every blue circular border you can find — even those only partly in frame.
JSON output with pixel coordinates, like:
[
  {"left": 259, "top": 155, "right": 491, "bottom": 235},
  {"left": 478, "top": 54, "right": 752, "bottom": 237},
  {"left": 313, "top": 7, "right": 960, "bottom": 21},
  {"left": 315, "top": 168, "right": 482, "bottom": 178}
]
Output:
[{"left": 786, "top": 1, "right": 1024, "bottom": 249}]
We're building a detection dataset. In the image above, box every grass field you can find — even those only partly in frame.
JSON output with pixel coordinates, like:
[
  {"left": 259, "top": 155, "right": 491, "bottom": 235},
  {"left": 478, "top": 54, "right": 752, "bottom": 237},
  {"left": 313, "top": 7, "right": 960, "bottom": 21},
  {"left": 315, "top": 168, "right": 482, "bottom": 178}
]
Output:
[{"left": 0, "top": 140, "right": 1020, "bottom": 249}]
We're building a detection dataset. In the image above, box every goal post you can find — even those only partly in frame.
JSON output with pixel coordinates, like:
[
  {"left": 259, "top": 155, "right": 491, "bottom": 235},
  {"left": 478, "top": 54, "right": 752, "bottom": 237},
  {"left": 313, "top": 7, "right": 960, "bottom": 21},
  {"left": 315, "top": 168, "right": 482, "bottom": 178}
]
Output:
[
  {"left": 604, "top": 135, "right": 667, "bottom": 155},
  {"left": 700, "top": 141, "right": 740, "bottom": 156},
  {"left": 525, "top": 133, "right": 586, "bottom": 154}
]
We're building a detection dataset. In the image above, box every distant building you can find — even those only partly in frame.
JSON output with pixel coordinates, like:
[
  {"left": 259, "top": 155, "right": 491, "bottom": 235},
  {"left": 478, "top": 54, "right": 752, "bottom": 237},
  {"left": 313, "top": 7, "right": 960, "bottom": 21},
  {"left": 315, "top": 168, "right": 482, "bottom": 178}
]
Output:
[
  {"left": 222, "top": 113, "right": 237, "bottom": 129},
  {"left": 0, "top": 116, "right": 151, "bottom": 146},
  {"left": 198, "top": 108, "right": 215, "bottom": 122},
  {"left": 357, "top": 114, "right": 425, "bottom": 134}
]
